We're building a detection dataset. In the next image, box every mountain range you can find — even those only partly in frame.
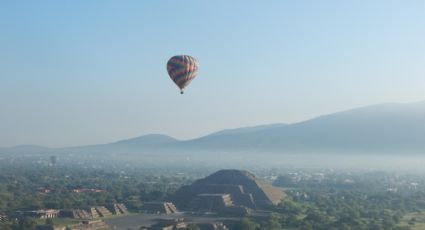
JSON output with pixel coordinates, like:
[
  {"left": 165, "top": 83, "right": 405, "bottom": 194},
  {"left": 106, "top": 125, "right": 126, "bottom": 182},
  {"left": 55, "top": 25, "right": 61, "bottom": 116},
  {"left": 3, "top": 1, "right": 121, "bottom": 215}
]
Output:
[{"left": 2, "top": 101, "right": 425, "bottom": 154}]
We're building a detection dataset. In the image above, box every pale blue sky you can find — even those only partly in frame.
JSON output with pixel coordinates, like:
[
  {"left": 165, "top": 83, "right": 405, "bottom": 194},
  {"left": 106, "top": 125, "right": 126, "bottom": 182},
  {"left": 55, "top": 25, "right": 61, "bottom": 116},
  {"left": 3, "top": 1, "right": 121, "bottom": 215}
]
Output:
[{"left": 0, "top": 1, "right": 424, "bottom": 147}]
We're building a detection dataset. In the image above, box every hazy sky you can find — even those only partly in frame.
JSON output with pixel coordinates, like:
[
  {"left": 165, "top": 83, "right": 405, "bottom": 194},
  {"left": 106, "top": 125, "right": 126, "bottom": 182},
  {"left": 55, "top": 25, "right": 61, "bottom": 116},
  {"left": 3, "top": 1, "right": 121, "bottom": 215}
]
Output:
[{"left": 1, "top": 1, "right": 424, "bottom": 147}]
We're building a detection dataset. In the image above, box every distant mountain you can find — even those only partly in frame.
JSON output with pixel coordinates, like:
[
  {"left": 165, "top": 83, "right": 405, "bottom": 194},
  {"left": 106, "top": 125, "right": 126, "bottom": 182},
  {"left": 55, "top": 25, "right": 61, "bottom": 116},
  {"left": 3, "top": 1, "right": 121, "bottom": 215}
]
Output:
[
  {"left": 207, "top": 124, "right": 287, "bottom": 137},
  {"left": 63, "top": 134, "right": 178, "bottom": 154},
  {"left": 103, "top": 134, "right": 178, "bottom": 148},
  {"left": 174, "top": 101, "right": 425, "bottom": 152},
  {"left": 0, "top": 134, "right": 179, "bottom": 155},
  {"left": 2, "top": 101, "right": 425, "bottom": 154},
  {"left": 0, "top": 145, "right": 51, "bottom": 154}
]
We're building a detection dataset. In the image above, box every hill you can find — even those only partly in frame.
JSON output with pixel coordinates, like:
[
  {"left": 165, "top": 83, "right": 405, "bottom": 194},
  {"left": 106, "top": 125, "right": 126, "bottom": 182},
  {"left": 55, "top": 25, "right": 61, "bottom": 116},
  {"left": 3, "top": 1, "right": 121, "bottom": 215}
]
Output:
[
  {"left": 63, "top": 134, "right": 178, "bottom": 154},
  {"left": 2, "top": 101, "right": 425, "bottom": 154},
  {"left": 174, "top": 101, "right": 425, "bottom": 152}
]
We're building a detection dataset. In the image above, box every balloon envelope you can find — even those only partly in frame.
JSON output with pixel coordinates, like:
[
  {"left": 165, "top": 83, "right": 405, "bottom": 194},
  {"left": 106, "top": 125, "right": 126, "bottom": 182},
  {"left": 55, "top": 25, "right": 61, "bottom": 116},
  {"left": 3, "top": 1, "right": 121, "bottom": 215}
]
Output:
[{"left": 166, "top": 55, "right": 199, "bottom": 93}]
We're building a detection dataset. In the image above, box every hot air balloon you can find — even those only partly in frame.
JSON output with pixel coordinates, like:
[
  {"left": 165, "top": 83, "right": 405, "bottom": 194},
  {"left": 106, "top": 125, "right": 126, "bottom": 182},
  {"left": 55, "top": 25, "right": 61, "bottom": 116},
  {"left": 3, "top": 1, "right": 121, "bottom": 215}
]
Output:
[{"left": 166, "top": 55, "right": 199, "bottom": 94}]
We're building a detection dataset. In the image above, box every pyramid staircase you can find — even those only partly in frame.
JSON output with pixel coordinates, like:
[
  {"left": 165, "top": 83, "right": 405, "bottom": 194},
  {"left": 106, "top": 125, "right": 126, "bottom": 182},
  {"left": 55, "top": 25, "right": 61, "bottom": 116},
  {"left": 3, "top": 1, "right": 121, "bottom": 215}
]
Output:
[
  {"left": 95, "top": 206, "right": 113, "bottom": 217},
  {"left": 88, "top": 207, "right": 100, "bottom": 219},
  {"left": 73, "top": 209, "right": 92, "bottom": 219},
  {"left": 116, "top": 203, "right": 129, "bottom": 214},
  {"left": 165, "top": 202, "right": 178, "bottom": 213}
]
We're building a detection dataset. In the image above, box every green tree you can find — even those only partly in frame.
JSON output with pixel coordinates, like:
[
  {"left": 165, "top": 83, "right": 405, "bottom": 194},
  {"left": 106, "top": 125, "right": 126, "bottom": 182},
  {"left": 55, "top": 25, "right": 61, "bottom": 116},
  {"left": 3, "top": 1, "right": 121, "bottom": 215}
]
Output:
[
  {"left": 0, "top": 222, "right": 12, "bottom": 230},
  {"left": 45, "top": 218, "right": 54, "bottom": 226},
  {"left": 264, "top": 213, "right": 282, "bottom": 230},
  {"left": 14, "top": 217, "right": 37, "bottom": 230},
  {"left": 234, "top": 218, "right": 257, "bottom": 230}
]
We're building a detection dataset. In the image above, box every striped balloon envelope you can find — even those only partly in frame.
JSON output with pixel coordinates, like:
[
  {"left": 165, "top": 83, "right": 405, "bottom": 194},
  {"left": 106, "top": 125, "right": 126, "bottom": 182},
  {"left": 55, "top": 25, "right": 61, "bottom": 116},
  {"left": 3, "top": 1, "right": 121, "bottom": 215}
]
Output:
[{"left": 166, "top": 55, "right": 199, "bottom": 94}]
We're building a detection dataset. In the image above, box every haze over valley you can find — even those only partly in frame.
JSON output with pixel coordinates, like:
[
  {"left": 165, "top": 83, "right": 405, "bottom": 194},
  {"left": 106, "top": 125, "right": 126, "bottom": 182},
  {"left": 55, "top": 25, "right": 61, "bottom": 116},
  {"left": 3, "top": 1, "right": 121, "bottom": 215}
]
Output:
[
  {"left": 2, "top": 101, "right": 425, "bottom": 172},
  {"left": 2, "top": 1, "right": 425, "bottom": 230}
]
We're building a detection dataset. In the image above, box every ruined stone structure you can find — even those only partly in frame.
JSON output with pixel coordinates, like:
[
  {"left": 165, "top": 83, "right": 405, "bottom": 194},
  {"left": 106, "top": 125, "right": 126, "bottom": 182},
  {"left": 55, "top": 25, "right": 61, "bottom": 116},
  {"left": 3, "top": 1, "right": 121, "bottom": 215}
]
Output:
[
  {"left": 94, "top": 206, "right": 112, "bottom": 217},
  {"left": 83, "top": 206, "right": 113, "bottom": 219},
  {"left": 105, "top": 203, "right": 128, "bottom": 215},
  {"left": 187, "top": 194, "right": 233, "bottom": 212},
  {"left": 0, "top": 214, "right": 7, "bottom": 223},
  {"left": 60, "top": 204, "right": 128, "bottom": 220},
  {"left": 140, "top": 202, "right": 178, "bottom": 214},
  {"left": 87, "top": 207, "right": 99, "bottom": 219},
  {"left": 15, "top": 209, "right": 60, "bottom": 219},
  {"left": 171, "top": 170, "right": 285, "bottom": 214},
  {"left": 60, "top": 209, "right": 92, "bottom": 219}
]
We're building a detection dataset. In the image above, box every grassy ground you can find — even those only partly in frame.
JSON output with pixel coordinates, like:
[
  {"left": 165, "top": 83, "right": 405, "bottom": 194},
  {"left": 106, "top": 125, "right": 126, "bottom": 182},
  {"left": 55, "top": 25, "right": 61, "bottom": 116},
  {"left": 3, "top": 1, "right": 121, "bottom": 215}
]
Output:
[
  {"left": 100, "top": 212, "right": 136, "bottom": 220},
  {"left": 399, "top": 212, "right": 425, "bottom": 230},
  {"left": 35, "top": 217, "right": 80, "bottom": 226}
]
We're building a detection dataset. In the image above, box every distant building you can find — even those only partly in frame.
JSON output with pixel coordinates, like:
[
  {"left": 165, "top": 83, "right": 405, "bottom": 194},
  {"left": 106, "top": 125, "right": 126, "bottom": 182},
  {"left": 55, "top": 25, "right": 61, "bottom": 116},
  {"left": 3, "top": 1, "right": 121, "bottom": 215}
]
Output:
[{"left": 49, "top": 155, "right": 57, "bottom": 166}]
